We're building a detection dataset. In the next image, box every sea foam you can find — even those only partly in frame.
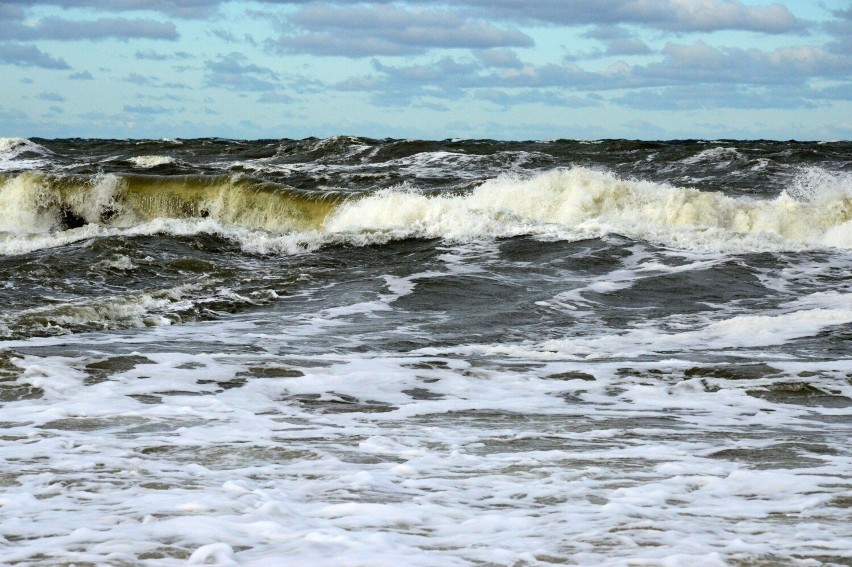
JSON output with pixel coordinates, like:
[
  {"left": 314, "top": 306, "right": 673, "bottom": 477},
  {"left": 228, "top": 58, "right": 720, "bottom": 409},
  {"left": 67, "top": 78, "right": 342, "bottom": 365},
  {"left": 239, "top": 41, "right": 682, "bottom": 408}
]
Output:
[{"left": 1, "top": 167, "right": 850, "bottom": 255}]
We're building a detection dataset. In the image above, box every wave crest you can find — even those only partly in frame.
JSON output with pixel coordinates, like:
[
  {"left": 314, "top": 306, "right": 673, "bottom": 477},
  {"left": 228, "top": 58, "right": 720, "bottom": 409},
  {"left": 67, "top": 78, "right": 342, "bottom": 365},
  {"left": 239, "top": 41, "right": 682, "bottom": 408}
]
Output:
[
  {"left": 325, "top": 167, "right": 852, "bottom": 251},
  {"left": 1, "top": 167, "right": 850, "bottom": 254}
]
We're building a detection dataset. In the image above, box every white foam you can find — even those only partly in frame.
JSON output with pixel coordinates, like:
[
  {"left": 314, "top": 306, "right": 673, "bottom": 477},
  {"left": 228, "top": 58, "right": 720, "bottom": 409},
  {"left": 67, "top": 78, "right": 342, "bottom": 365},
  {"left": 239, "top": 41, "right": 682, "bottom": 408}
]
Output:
[
  {"left": 0, "top": 137, "right": 51, "bottom": 171},
  {"left": 681, "top": 146, "right": 743, "bottom": 165},
  {"left": 426, "top": 292, "right": 852, "bottom": 362},
  {"left": 0, "top": 284, "right": 198, "bottom": 337},
  {"left": 1, "top": 167, "right": 851, "bottom": 256},
  {"left": 0, "top": 314, "right": 848, "bottom": 565},
  {"left": 0, "top": 137, "right": 35, "bottom": 155},
  {"left": 325, "top": 167, "right": 852, "bottom": 252},
  {"left": 129, "top": 155, "right": 175, "bottom": 168}
]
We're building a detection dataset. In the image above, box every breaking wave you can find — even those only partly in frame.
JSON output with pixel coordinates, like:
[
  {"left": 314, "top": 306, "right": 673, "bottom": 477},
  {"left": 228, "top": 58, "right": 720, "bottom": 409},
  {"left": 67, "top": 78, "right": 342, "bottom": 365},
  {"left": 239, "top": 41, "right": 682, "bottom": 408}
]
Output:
[
  {"left": 0, "top": 137, "right": 51, "bottom": 171},
  {"left": 1, "top": 167, "right": 850, "bottom": 255},
  {"left": 129, "top": 155, "right": 176, "bottom": 168}
]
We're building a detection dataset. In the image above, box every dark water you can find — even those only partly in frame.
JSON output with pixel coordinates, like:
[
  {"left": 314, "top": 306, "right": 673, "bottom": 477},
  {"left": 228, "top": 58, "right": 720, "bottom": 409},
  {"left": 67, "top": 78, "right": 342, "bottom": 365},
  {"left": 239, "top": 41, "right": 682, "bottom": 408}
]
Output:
[{"left": 0, "top": 136, "right": 850, "bottom": 566}]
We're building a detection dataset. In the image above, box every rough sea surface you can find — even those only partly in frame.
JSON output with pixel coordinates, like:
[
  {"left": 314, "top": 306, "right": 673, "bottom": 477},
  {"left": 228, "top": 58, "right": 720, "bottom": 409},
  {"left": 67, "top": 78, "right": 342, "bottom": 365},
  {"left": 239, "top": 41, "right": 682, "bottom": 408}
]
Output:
[{"left": 1, "top": 136, "right": 851, "bottom": 566}]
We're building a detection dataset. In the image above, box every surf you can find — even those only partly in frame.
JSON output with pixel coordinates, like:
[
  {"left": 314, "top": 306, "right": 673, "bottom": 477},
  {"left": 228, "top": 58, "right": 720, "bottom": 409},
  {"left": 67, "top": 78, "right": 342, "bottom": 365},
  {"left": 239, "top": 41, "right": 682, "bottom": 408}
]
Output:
[{"left": 1, "top": 166, "right": 850, "bottom": 255}]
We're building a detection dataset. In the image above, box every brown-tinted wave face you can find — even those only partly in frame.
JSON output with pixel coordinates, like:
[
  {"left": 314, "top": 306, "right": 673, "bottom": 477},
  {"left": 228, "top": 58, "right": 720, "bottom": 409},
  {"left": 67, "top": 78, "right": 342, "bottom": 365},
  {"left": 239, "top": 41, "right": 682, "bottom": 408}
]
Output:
[{"left": 0, "top": 171, "right": 342, "bottom": 234}]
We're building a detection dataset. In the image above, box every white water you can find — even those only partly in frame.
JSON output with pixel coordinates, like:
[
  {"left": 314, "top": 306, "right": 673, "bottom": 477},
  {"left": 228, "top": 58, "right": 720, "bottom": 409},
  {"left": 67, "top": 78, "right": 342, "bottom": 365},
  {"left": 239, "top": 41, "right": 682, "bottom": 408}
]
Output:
[
  {"left": 0, "top": 138, "right": 51, "bottom": 171},
  {"left": 1, "top": 249, "right": 850, "bottom": 566},
  {"left": 1, "top": 167, "right": 851, "bottom": 256},
  {"left": 130, "top": 155, "right": 176, "bottom": 168}
]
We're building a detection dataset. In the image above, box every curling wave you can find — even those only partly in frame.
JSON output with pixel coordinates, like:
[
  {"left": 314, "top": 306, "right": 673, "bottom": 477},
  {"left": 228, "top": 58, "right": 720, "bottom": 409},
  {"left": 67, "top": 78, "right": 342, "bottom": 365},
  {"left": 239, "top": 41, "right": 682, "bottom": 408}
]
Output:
[
  {"left": 0, "top": 172, "right": 339, "bottom": 234},
  {"left": 0, "top": 167, "right": 850, "bottom": 255}
]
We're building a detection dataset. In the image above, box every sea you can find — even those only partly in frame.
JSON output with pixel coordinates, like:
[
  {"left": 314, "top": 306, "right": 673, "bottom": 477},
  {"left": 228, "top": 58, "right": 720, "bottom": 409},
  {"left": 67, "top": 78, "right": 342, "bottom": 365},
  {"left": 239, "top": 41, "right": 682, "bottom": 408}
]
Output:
[{"left": 0, "top": 136, "right": 850, "bottom": 566}]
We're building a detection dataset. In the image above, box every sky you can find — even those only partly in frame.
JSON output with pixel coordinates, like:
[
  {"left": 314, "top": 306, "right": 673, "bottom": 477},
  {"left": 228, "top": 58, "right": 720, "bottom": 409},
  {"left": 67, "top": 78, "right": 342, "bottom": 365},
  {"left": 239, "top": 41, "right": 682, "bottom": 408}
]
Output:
[{"left": 1, "top": 0, "right": 850, "bottom": 140}]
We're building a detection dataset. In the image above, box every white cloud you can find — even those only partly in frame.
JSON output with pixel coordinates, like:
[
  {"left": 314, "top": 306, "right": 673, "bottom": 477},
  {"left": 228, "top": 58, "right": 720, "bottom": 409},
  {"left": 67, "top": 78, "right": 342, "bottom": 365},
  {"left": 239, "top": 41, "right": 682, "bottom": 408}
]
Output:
[
  {"left": 0, "top": 16, "right": 178, "bottom": 41},
  {"left": 456, "top": 0, "right": 804, "bottom": 33},
  {"left": 269, "top": 5, "right": 533, "bottom": 57}
]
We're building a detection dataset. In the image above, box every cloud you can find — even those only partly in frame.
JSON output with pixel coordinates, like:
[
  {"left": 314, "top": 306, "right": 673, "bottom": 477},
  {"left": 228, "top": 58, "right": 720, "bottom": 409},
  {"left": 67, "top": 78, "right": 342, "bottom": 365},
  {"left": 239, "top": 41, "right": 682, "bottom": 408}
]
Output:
[
  {"left": 0, "top": 17, "right": 178, "bottom": 41},
  {"left": 123, "top": 104, "right": 172, "bottom": 115},
  {"left": 11, "top": 0, "right": 806, "bottom": 34},
  {"left": 212, "top": 29, "right": 256, "bottom": 46},
  {"left": 269, "top": 4, "right": 533, "bottom": 57},
  {"left": 583, "top": 26, "right": 651, "bottom": 56},
  {"left": 475, "top": 49, "right": 523, "bottom": 69},
  {"left": 124, "top": 72, "right": 155, "bottom": 85},
  {"left": 204, "top": 52, "right": 281, "bottom": 92},
  {"left": 37, "top": 91, "right": 66, "bottom": 102},
  {"left": 122, "top": 72, "right": 191, "bottom": 89},
  {"left": 615, "top": 84, "right": 824, "bottom": 110},
  {"left": 0, "top": 0, "right": 810, "bottom": 37},
  {"left": 257, "top": 92, "right": 295, "bottom": 104},
  {"left": 458, "top": 0, "right": 805, "bottom": 33},
  {"left": 0, "top": 42, "right": 70, "bottom": 69},
  {"left": 134, "top": 49, "right": 192, "bottom": 60},
  {"left": 1, "top": 0, "right": 224, "bottom": 19},
  {"left": 637, "top": 41, "right": 852, "bottom": 85},
  {"left": 69, "top": 70, "right": 94, "bottom": 80},
  {"left": 334, "top": 36, "right": 850, "bottom": 112},
  {"left": 825, "top": 8, "right": 852, "bottom": 55},
  {"left": 811, "top": 83, "right": 851, "bottom": 101},
  {"left": 476, "top": 89, "right": 601, "bottom": 109}
]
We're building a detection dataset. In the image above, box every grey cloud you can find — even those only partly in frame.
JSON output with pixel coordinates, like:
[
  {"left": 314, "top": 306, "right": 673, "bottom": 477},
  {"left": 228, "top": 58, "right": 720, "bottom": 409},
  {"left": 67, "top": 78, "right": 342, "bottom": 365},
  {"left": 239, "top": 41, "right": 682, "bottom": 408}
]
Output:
[
  {"left": 0, "top": 0, "right": 223, "bottom": 19},
  {"left": 372, "top": 57, "right": 481, "bottom": 85},
  {"left": 832, "top": 7, "right": 852, "bottom": 21},
  {"left": 458, "top": 0, "right": 805, "bottom": 33},
  {"left": 123, "top": 104, "right": 172, "bottom": 115},
  {"left": 37, "top": 91, "right": 66, "bottom": 102},
  {"left": 825, "top": 11, "right": 852, "bottom": 55},
  {"left": 123, "top": 72, "right": 190, "bottom": 89},
  {"left": 135, "top": 49, "right": 192, "bottom": 60},
  {"left": 204, "top": 52, "right": 280, "bottom": 92},
  {"left": 336, "top": 57, "right": 597, "bottom": 98},
  {"left": 125, "top": 72, "right": 155, "bottom": 85},
  {"left": 4, "top": 0, "right": 809, "bottom": 34},
  {"left": 615, "top": 84, "right": 824, "bottom": 110},
  {"left": 0, "top": 42, "right": 70, "bottom": 69},
  {"left": 637, "top": 41, "right": 852, "bottom": 85},
  {"left": 138, "top": 93, "right": 187, "bottom": 102},
  {"left": 257, "top": 92, "right": 295, "bottom": 104},
  {"left": 269, "top": 5, "right": 533, "bottom": 57},
  {"left": 335, "top": 37, "right": 850, "bottom": 110},
  {"left": 212, "top": 29, "right": 257, "bottom": 46},
  {"left": 583, "top": 26, "right": 651, "bottom": 56},
  {"left": 476, "top": 49, "right": 523, "bottom": 69},
  {"left": 603, "top": 37, "right": 652, "bottom": 56},
  {"left": 0, "top": 4, "right": 23, "bottom": 18},
  {"left": 0, "top": 17, "right": 178, "bottom": 41},
  {"left": 0, "top": 0, "right": 810, "bottom": 36},
  {"left": 477, "top": 89, "right": 601, "bottom": 108},
  {"left": 135, "top": 49, "right": 170, "bottom": 61},
  {"left": 417, "top": 100, "right": 451, "bottom": 112},
  {"left": 813, "top": 83, "right": 851, "bottom": 100},
  {"left": 69, "top": 70, "right": 94, "bottom": 80},
  {"left": 271, "top": 34, "right": 422, "bottom": 57},
  {"left": 207, "top": 52, "right": 277, "bottom": 77}
]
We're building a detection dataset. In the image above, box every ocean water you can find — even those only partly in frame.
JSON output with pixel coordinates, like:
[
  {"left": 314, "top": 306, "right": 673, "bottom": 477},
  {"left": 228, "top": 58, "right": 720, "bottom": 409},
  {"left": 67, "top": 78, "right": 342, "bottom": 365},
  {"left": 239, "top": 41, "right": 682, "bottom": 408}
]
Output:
[{"left": 0, "top": 136, "right": 850, "bottom": 566}]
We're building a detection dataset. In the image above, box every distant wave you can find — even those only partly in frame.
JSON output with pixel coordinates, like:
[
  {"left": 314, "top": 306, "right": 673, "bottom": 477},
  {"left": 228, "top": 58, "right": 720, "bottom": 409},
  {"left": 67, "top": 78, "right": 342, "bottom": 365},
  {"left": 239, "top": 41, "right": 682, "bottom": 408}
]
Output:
[
  {"left": 0, "top": 137, "right": 51, "bottom": 171},
  {"left": 129, "top": 155, "right": 176, "bottom": 168}
]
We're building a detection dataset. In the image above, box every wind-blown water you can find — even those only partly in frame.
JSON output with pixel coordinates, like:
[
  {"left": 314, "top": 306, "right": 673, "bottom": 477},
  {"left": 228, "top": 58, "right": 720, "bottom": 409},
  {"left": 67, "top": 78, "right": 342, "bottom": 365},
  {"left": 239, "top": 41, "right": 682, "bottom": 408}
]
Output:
[{"left": 0, "top": 136, "right": 850, "bottom": 566}]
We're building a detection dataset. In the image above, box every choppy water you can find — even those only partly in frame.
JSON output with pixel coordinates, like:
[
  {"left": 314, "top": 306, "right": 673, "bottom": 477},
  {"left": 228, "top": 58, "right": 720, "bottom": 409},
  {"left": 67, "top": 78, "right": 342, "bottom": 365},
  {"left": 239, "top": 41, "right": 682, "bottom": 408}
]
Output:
[{"left": 1, "top": 136, "right": 851, "bottom": 566}]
